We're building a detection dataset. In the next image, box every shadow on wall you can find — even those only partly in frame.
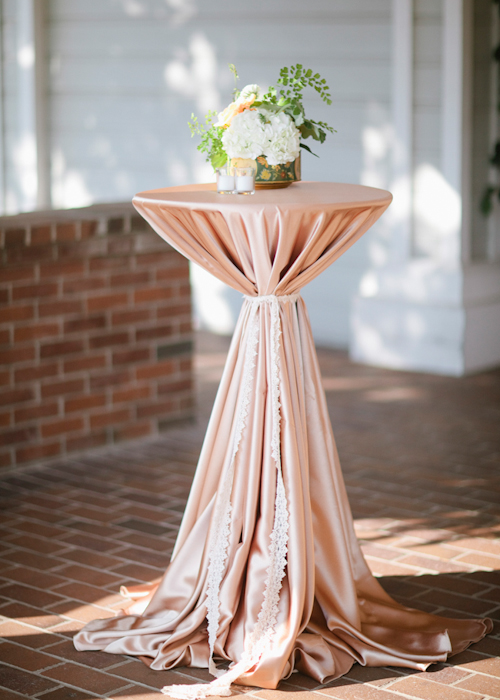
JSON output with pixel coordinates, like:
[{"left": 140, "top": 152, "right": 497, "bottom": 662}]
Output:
[{"left": 163, "top": 30, "right": 223, "bottom": 186}]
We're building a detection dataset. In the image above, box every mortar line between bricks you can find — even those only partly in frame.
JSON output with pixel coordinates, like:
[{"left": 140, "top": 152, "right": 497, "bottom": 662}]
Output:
[
  {"left": 446, "top": 672, "right": 484, "bottom": 689},
  {"left": 0, "top": 560, "right": 130, "bottom": 588},
  {"left": 0, "top": 589, "right": 114, "bottom": 617},
  {"left": 0, "top": 657, "right": 72, "bottom": 675},
  {"left": 0, "top": 544, "right": 87, "bottom": 563},
  {"left": 417, "top": 595, "right": 500, "bottom": 615},
  {"left": 1, "top": 541, "right": 164, "bottom": 569},
  {"left": 1, "top": 525, "right": 108, "bottom": 546},
  {"left": 365, "top": 554, "right": 448, "bottom": 573},
  {"left": 50, "top": 539, "right": 144, "bottom": 557},
  {"left": 0, "top": 687, "right": 33, "bottom": 700},
  {"left": 0, "top": 633, "right": 76, "bottom": 653},
  {"left": 0, "top": 581, "right": 84, "bottom": 606},
  {"left": 470, "top": 585, "right": 499, "bottom": 598},
  {"left": 34, "top": 685, "right": 101, "bottom": 699},
  {"left": 55, "top": 538, "right": 176, "bottom": 553},
  {"left": 0, "top": 654, "right": 138, "bottom": 695},
  {"left": 47, "top": 571, "right": 130, "bottom": 590},
  {"left": 102, "top": 683, "right": 144, "bottom": 699},
  {"left": 0, "top": 521, "right": 155, "bottom": 545},
  {"left": 451, "top": 667, "right": 500, "bottom": 682},
  {"left": 361, "top": 548, "right": 410, "bottom": 562},
  {"left": 0, "top": 521, "right": 115, "bottom": 539},
  {"left": 14, "top": 501, "right": 128, "bottom": 519},
  {"left": 313, "top": 675, "right": 489, "bottom": 699},
  {"left": 0, "top": 615, "right": 74, "bottom": 645},
  {"left": 98, "top": 664, "right": 209, "bottom": 693},
  {"left": 43, "top": 675, "right": 134, "bottom": 699}
]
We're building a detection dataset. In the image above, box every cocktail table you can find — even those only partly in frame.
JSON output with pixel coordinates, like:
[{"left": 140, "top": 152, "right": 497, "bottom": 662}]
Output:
[{"left": 74, "top": 182, "right": 491, "bottom": 698}]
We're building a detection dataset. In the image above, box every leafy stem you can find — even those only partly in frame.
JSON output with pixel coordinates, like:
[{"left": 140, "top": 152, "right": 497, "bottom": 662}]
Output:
[
  {"left": 259, "top": 64, "right": 336, "bottom": 144},
  {"left": 188, "top": 111, "right": 227, "bottom": 169},
  {"left": 228, "top": 63, "right": 240, "bottom": 100}
]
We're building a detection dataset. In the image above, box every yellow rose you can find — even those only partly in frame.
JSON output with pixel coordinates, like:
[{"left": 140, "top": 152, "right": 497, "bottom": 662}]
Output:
[{"left": 261, "top": 170, "right": 271, "bottom": 180}]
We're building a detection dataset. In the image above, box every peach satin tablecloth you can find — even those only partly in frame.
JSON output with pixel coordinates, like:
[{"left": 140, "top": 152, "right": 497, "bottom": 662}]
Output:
[{"left": 74, "top": 183, "right": 491, "bottom": 698}]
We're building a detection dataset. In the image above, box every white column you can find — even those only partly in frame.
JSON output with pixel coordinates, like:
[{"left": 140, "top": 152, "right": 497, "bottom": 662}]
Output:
[
  {"left": 34, "top": 0, "right": 49, "bottom": 209},
  {"left": 16, "top": 0, "right": 38, "bottom": 211},
  {"left": 350, "top": 0, "right": 465, "bottom": 375},
  {"left": 390, "top": 0, "right": 413, "bottom": 263},
  {"left": 0, "top": 0, "right": 6, "bottom": 214},
  {"left": 14, "top": 0, "right": 49, "bottom": 212},
  {"left": 441, "top": 0, "right": 469, "bottom": 265},
  {"left": 350, "top": 0, "right": 500, "bottom": 376}
]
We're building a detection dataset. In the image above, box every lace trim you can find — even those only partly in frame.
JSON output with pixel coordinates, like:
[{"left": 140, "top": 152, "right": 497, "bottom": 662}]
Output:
[
  {"left": 163, "top": 294, "right": 295, "bottom": 699},
  {"left": 245, "top": 292, "right": 300, "bottom": 305},
  {"left": 206, "top": 303, "right": 259, "bottom": 677}
]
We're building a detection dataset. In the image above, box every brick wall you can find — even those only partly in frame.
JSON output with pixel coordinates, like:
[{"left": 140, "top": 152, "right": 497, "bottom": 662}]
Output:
[{"left": 0, "top": 203, "right": 194, "bottom": 470}]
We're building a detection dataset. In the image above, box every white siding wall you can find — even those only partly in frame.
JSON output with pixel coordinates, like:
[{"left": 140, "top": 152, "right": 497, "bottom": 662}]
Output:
[
  {"left": 47, "top": 1, "right": 391, "bottom": 199},
  {"left": 42, "top": 0, "right": 392, "bottom": 346},
  {"left": 412, "top": 0, "right": 443, "bottom": 258},
  {"left": 4, "top": 1, "right": 497, "bottom": 370}
]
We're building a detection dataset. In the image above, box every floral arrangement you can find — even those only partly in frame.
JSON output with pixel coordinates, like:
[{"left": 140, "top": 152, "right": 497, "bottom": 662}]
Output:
[{"left": 189, "top": 64, "right": 335, "bottom": 170}]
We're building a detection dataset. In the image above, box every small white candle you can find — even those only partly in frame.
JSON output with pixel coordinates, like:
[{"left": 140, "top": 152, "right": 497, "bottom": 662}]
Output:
[
  {"left": 236, "top": 175, "right": 255, "bottom": 193},
  {"left": 217, "top": 174, "right": 235, "bottom": 193}
]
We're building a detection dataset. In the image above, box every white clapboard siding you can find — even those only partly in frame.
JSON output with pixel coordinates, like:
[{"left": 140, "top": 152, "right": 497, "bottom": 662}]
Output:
[
  {"left": 49, "top": 59, "right": 389, "bottom": 102},
  {"left": 51, "top": 0, "right": 391, "bottom": 21},
  {"left": 51, "top": 97, "right": 372, "bottom": 147},
  {"left": 8, "top": 0, "right": 392, "bottom": 346},
  {"left": 414, "top": 67, "right": 442, "bottom": 108},
  {"left": 49, "top": 22, "right": 390, "bottom": 61}
]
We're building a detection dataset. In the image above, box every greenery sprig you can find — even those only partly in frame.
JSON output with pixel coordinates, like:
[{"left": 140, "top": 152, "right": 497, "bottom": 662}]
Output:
[
  {"left": 228, "top": 63, "right": 239, "bottom": 99},
  {"left": 188, "top": 111, "right": 227, "bottom": 169},
  {"left": 256, "top": 64, "right": 336, "bottom": 156}
]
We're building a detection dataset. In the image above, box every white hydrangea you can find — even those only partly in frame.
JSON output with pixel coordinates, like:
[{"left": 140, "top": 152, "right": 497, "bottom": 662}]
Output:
[
  {"left": 222, "top": 109, "right": 301, "bottom": 165},
  {"left": 221, "top": 109, "right": 267, "bottom": 160},
  {"left": 263, "top": 112, "right": 301, "bottom": 166}
]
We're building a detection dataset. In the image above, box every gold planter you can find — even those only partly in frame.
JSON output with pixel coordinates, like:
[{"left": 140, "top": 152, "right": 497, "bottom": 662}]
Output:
[{"left": 231, "top": 154, "right": 301, "bottom": 190}]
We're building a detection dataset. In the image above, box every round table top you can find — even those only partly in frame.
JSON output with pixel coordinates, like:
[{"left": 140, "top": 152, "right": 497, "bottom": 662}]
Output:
[
  {"left": 133, "top": 181, "right": 392, "bottom": 212},
  {"left": 132, "top": 180, "right": 393, "bottom": 297}
]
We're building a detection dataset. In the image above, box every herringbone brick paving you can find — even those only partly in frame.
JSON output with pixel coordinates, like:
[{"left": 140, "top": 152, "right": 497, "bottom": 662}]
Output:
[{"left": 0, "top": 331, "right": 499, "bottom": 699}]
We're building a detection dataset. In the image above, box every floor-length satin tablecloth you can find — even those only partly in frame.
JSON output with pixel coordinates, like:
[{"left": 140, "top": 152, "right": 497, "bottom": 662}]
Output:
[{"left": 74, "top": 183, "right": 492, "bottom": 698}]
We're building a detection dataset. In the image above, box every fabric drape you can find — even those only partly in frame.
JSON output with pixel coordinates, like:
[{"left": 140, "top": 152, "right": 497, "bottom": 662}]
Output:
[{"left": 74, "top": 183, "right": 491, "bottom": 696}]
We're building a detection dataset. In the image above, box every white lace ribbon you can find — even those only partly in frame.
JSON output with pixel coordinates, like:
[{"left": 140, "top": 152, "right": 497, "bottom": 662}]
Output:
[
  {"left": 206, "top": 302, "right": 260, "bottom": 677},
  {"left": 163, "top": 293, "right": 299, "bottom": 699}
]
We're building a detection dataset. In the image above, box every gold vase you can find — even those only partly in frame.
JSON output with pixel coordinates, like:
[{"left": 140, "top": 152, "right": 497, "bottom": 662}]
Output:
[{"left": 230, "top": 154, "right": 301, "bottom": 190}]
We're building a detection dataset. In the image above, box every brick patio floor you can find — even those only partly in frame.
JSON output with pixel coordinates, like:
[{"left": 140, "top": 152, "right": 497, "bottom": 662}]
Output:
[{"left": 1, "top": 331, "right": 499, "bottom": 700}]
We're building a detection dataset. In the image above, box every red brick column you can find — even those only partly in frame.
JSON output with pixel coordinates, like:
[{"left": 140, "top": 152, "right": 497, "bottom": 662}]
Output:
[{"left": 0, "top": 205, "right": 193, "bottom": 470}]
